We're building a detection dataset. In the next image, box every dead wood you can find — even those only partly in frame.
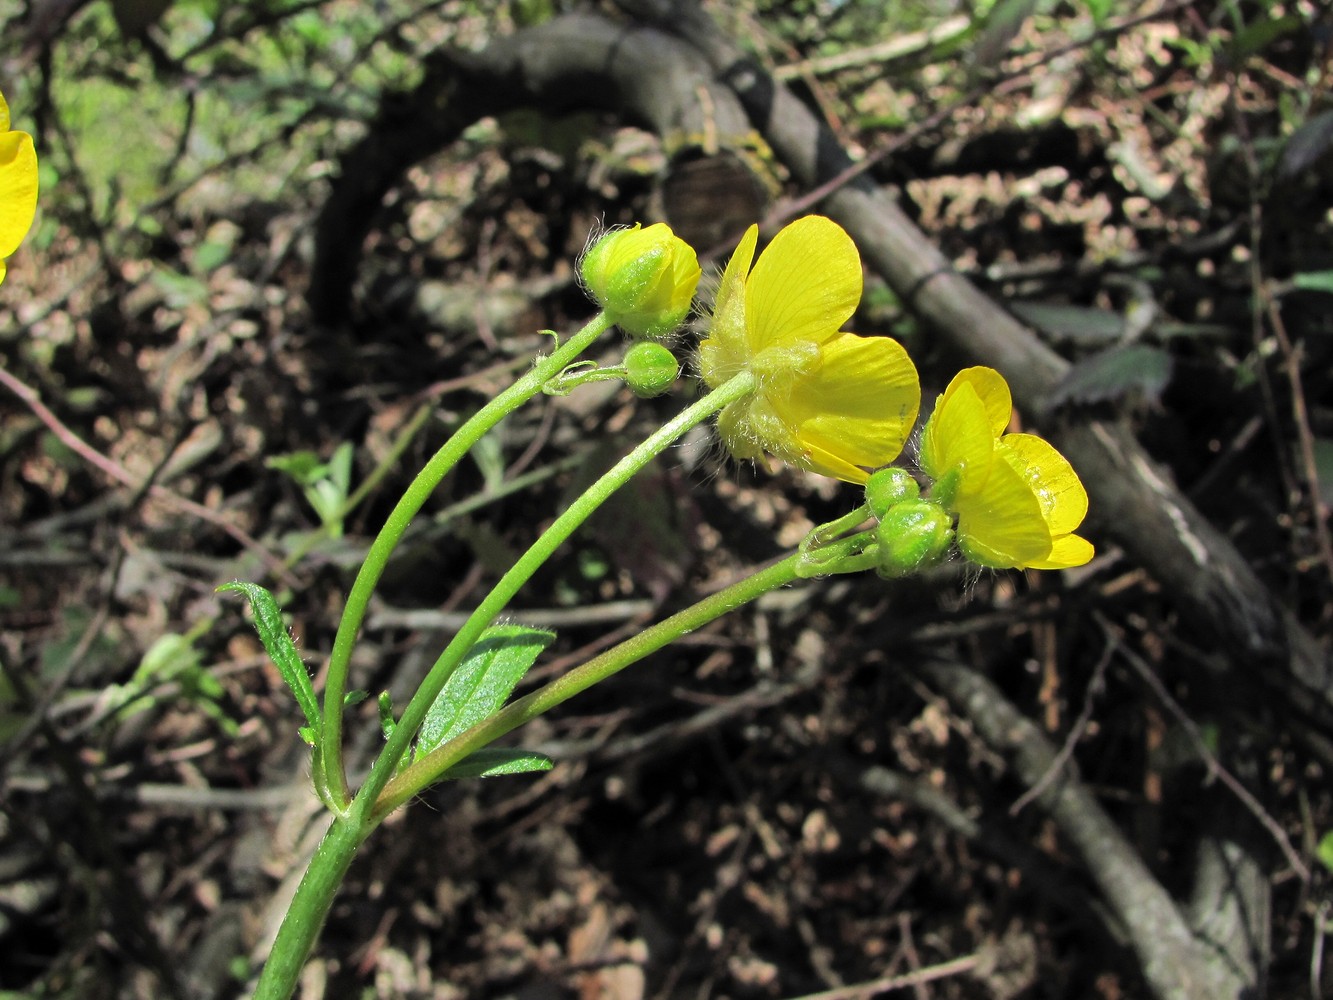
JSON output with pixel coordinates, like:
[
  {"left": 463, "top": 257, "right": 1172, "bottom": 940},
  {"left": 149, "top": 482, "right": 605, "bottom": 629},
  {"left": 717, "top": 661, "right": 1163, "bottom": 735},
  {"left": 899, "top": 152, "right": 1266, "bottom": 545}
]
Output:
[
  {"left": 917, "top": 657, "right": 1262, "bottom": 1000},
  {"left": 307, "top": 14, "right": 749, "bottom": 324}
]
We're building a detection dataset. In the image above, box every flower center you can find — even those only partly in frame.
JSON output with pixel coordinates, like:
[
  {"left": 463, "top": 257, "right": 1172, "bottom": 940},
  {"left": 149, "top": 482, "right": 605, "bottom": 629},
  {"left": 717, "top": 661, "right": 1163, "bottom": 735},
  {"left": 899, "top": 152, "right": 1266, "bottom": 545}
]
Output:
[{"left": 750, "top": 340, "right": 822, "bottom": 395}]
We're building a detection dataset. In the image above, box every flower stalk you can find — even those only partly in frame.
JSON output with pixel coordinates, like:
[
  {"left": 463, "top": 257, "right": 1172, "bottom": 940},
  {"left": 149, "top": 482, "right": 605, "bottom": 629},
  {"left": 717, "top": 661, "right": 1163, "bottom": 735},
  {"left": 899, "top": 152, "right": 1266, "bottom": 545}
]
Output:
[{"left": 317, "top": 312, "right": 617, "bottom": 807}]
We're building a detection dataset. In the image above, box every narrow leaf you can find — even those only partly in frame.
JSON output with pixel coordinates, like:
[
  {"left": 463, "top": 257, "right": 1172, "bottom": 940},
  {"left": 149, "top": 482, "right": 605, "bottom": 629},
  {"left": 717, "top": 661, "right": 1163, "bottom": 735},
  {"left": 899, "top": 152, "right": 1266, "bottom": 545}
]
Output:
[
  {"left": 415, "top": 624, "right": 555, "bottom": 760},
  {"left": 1277, "top": 111, "right": 1333, "bottom": 182},
  {"left": 1292, "top": 271, "right": 1333, "bottom": 295},
  {"left": 972, "top": 0, "right": 1038, "bottom": 71},
  {"left": 1231, "top": 14, "right": 1303, "bottom": 60},
  {"left": 218, "top": 581, "right": 321, "bottom": 733},
  {"left": 378, "top": 691, "right": 397, "bottom": 740},
  {"left": 1319, "top": 830, "right": 1333, "bottom": 875},
  {"left": 1312, "top": 439, "right": 1333, "bottom": 507},
  {"left": 1048, "top": 344, "right": 1173, "bottom": 408},
  {"left": 1009, "top": 301, "right": 1126, "bottom": 347},
  {"left": 440, "top": 747, "right": 554, "bottom": 780}
]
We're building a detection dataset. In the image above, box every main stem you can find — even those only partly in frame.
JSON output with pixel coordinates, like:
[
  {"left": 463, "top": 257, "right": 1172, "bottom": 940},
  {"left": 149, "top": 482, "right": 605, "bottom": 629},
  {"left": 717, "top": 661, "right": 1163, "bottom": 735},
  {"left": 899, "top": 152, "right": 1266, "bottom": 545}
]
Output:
[
  {"left": 252, "top": 814, "right": 364, "bottom": 1000},
  {"left": 318, "top": 314, "right": 615, "bottom": 807}
]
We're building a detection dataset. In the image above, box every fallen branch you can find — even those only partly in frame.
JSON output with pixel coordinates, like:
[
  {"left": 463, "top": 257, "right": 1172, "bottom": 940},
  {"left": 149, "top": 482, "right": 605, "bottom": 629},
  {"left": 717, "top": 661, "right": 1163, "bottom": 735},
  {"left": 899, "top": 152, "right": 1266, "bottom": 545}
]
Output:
[
  {"left": 619, "top": 0, "right": 1332, "bottom": 747},
  {"left": 918, "top": 656, "right": 1258, "bottom": 1000}
]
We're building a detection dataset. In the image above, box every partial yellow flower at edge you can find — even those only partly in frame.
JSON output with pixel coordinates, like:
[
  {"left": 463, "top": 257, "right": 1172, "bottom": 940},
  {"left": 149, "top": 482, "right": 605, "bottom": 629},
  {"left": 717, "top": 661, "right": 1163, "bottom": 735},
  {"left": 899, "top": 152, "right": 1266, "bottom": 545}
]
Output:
[
  {"left": 698, "top": 216, "right": 920, "bottom": 484},
  {"left": 0, "top": 89, "right": 39, "bottom": 287},
  {"left": 920, "top": 366, "right": 1093, "bottom": 570}
]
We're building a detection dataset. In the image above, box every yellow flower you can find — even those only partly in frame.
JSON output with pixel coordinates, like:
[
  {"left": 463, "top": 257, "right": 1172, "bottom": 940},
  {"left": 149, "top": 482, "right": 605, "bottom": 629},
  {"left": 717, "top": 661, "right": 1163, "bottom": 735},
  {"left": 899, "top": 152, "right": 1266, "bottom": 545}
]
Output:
[
  {"left": 0, "top": 89, "right": 38, "bottom": 287},
  {"left": 581, "top": 223, "right": 700, "bottom": 337},
  {"left": 920, "top": 367, "right": 1093, "bottom": 570},
  {"left": 697, "top": 216, "right": 919, "bottom": 484}
]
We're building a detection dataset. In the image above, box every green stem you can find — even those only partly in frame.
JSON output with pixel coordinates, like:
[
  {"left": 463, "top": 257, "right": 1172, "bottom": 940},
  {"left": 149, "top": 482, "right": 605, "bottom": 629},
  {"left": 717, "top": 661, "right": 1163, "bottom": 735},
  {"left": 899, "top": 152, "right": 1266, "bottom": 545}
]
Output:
[
  {"left": 798, "top": 503, "right": 872, "bottom": 559},
  {"left": 252, "top": 814, "right": 365, "bottom": 1000},
  {"left": 318, "top": 314, "right": 615, "bottom": 808},
  {"left": 374, "top": 548, "right": 803, "bottom": 818},
  {"left": 377, "top": 523, "right": 877, "bottom": 817},
  {"left": 353, "top": 371, "right": 756, "bottom": 816}
]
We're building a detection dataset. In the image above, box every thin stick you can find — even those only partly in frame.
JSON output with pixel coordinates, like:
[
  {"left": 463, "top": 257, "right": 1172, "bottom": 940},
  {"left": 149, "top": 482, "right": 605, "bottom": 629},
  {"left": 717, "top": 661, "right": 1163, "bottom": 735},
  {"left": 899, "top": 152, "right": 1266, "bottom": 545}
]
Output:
[
  {"left": 1098, "top": 612, "right": 1310, "bottom": 882},
  {"left": 784, "top": 953, "right": 982, "bottom": 1000},
  {"left": 0, "top": 363, "right": 294, "bottom": 584}
]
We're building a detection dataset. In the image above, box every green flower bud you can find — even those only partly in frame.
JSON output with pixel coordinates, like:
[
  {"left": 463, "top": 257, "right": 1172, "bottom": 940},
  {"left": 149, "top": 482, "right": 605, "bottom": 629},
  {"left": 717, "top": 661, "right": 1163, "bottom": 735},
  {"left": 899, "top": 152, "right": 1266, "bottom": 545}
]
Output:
[
  {"left": 875, "top": 499, "right": 953, "bottom": 578},
  {"left": 581, "top": 223, "right": 701, "bottom": 337},
  {"left": 864, "top": 467, "right": 920, "bottom": 518},
  {"left": 623, "top": 341, "right": 679, "bottom": 398}
]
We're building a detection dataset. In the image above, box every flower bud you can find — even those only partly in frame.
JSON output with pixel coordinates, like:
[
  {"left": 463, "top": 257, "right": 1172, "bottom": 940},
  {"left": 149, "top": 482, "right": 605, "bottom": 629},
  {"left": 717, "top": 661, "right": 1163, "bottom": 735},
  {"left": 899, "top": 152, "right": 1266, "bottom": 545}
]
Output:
[
  {"left": 623, "top": 341, "right": 679, "bottom": 398},
  {"left": 875, "top": 500, "right": 953, "bottom": 578},
  {"left": 864, "top": 467, "right": 919, "bottom": 518},
  {"left": 581, "top": 223, "right": 700, "bottom": 337}
]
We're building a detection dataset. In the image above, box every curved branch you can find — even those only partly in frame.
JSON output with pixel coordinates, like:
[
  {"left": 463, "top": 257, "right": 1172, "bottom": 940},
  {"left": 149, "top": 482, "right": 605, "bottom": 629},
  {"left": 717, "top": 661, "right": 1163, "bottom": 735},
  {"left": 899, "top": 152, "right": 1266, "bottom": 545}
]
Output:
[
  {"left": 307, "top": 14, "right": 749, "bottom": 323},
  {"left": 918, "top": 657, "right": 1254, "bottom": 1000}
]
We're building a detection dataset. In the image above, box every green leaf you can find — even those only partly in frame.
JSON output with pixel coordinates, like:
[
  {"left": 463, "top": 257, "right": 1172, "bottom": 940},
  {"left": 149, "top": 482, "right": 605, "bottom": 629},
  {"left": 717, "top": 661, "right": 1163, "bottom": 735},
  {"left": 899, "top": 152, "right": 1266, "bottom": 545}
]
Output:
[
  {"left": 1048, "top": 344, "right": 1173, "bottom": 408},
  {"left": 1231, "top": 14, "right": 1303, "bottom": 61},
  {"left": 440, "top": 747, "right": 554, "bottom": 780},
  {"left": 134, "top": 632, "right": 204, "bottom": 686},
  {"left": 192, "top": 239, "right": 232, "bottom": 274},
  {"left": 1081, "top": 0, "right": 1115, "bottom": 25},
  {"left": 1009, "top": 301, "right": 1127, "bottom": 347},
  {"left": 327, "top": 441, "right": 353, "bottom": 495},
  {"left": 972, "top": 0, "right": 1038, "bottom": 71},
  {"left": 1292, "top": 270, "right": 1333, "bottom": 296},
  {"left": 415, "top": 624, "right": 555, "bottom": 760},
  {"left": 268, "top": 444, "right": 355, "bottom": 534},
  {"left": 470, "top": 430, "right": 508, "bottom": 492},
  {"left": 150, "top": 267, "right": 210, "bottom": 308},
  {"left": 378, "top": 691, "right": 396, "bottom": 741},
  {"left": 218, "top": 582, "right": 321, "bottom": 736},
  {"left": 1318, "top": 831, "right": 1333, "bottom": 874},
  {"left": 1278, "top": 111, "right": 1333, "bottom": 182},
  {"left": 267, "top": 450, "right": 328, "bottom": 486},
  {"left": 1312, "top": 439, "right": 1333, "bottom": 507}
]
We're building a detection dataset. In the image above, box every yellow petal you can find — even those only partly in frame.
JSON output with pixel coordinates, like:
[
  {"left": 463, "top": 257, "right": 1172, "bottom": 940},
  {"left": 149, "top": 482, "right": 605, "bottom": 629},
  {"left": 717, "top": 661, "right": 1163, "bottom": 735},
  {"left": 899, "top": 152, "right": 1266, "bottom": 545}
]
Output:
[
  {"left": 1028, "top": 533, "right": 1095, "bottom": 570},
  {"left": 0, "top": 130, "right": 39, "bottom": 259},
  {"left": 700, "top": 224, "right": 758, "bottom": 387},
  {"left": 0, "top": 91, "right": 10, "bottom": 133},
  {"left": 920, "top": 381, "right": 995, "bottom": 495},
  {"left": 954, "top": 457, "right": 1051, "bottom": 568},
  {"left": 745, "top": 216, "right": 861, "bottom": 354},
  {"left": 997, "top": 434, "right": 1088, "bottom": 536},
  {"left": 943, "top": 367, "right": 1011, "bottom": 438},
  {"left": 793, "top": 438, "right": 879, "bottom": 484},
  {"left": 768, "top": 332, "right": 919, "bottom": 482}
]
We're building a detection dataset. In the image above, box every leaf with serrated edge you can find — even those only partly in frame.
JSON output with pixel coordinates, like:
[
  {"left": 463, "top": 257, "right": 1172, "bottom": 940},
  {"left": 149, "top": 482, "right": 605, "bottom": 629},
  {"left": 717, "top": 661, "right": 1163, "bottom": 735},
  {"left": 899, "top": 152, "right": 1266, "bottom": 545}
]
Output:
[
  {"left": 1049, "top": 344, "right": 1172, "bottom": 408},
  {"left": 415, "top": 624, "right": 554, "bottom": 760},
  {"left": 440, "top": 747, "right": 554, "bottom": 780},
  {"left": 218, "top": 582, "right": 320, "bottom": 734}
]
